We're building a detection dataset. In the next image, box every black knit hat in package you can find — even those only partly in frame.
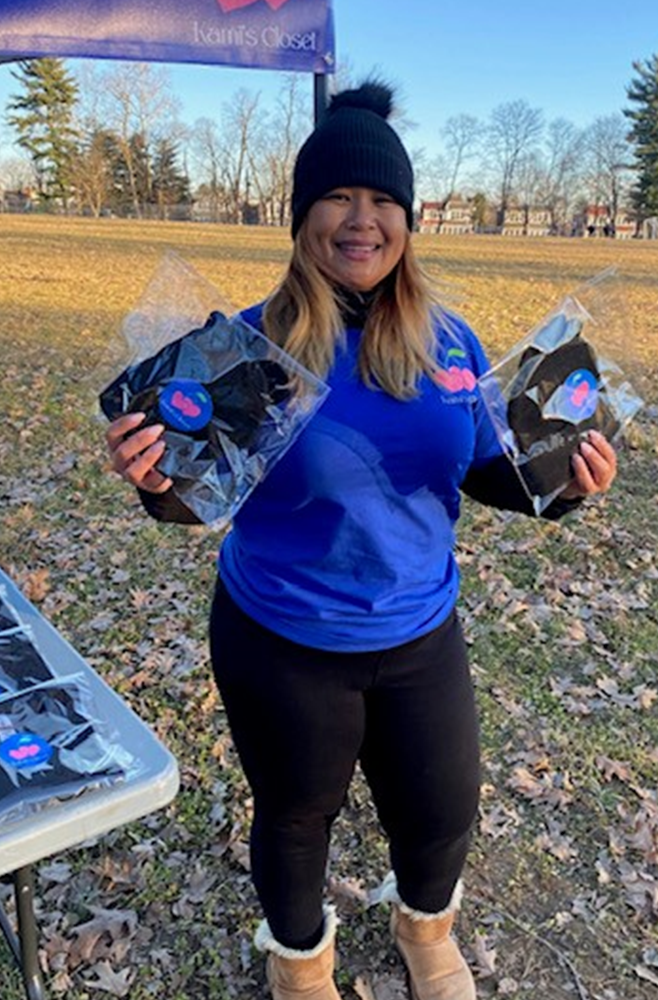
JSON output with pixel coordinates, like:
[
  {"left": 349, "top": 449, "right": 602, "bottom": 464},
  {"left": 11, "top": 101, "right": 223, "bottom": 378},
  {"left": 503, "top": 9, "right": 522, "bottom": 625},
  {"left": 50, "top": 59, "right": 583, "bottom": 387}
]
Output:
[{"left": 291, "top": 82, "right": 414, "bottom": 237}]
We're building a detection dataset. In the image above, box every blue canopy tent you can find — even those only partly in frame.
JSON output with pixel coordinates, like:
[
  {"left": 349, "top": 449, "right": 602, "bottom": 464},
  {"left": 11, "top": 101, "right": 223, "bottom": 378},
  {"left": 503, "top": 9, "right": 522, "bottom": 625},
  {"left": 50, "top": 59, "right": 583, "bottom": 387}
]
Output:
[
  {"left": 0, "top": 4, "right": 335, "bottom": 999},
  {"left": 0, "top": 0, "right": 336, "bottom": 119}
]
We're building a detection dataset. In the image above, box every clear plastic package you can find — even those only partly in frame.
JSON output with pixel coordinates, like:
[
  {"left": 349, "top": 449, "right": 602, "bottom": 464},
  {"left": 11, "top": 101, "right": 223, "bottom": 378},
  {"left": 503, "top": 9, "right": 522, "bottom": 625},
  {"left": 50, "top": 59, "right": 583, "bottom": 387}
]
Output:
[
  {"left": 98, "top": 253, "right": 330, "bottom": 526},
  {"left": 0, "top": 586, "right": 145, "bottom": 828},
  {"left": 0, "top": 629, "right": 56, "bottom": 694},
  {"left": 0, "top": 674, "right": 140, "bottom": 829},
  {"left": 478, "top": 269, "right": 644, "bottom": 514},
  {"left": 0, "top": 588, "right": 52, "bottom": 695}
]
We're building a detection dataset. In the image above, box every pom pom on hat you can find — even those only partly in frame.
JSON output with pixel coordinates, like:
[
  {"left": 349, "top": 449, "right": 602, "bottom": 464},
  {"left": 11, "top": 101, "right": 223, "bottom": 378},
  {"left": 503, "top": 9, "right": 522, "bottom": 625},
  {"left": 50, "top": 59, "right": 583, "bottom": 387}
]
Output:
[
  {"left": 328, "top": 81, "right": 394, "bottom": 118},
  {"left": 291, "top": 80, "right": 414, "bottom": 237}
]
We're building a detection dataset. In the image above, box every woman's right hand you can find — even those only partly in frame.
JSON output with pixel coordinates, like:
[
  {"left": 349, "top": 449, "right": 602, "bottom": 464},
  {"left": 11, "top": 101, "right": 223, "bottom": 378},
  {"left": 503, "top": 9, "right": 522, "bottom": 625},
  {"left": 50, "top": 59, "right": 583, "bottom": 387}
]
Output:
[{"left": 106, "top": 413, "right": 173, "bottom": 494}]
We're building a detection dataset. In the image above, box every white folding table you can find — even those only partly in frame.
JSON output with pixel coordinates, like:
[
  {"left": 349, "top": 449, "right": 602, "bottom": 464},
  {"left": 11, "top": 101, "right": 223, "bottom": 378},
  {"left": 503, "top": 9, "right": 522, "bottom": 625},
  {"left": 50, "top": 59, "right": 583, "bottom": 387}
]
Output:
[{"left": 0, "top": 567, "right": 180, "bottom": 999}]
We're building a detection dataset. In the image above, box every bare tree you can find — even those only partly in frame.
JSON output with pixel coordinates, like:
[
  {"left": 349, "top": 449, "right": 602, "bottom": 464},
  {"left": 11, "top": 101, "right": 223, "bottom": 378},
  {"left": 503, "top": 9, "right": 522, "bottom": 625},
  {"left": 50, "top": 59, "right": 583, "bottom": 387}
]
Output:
[
  {"left": 442, "top": 114, "right": 481, "bottom": 200},
  {"left": 190, "top": 116, "right": 228, "bottom": 222},
  {"left": 514, "top": 150, "right": 545, "bottom": 228},
  {"left": 220, "top": 88, "right": 262, "bottom": 224},
  {"left": 485, "top": 99, "right": 544, "bottom": 225},
  {"left": 0, "top": 154, "right": 34, "bottom": 192},
  {"left": 249, "top": 74, "right": 311, "bottom": 226},
  {"left": 67, "top": 63, "right": 110, "bottom": 215},
  {"left": 415, "top": 151, "right": 448, "bottom": 202},
  {"left": 94, "top": 62, "right": 181, "bottom": 217},
  {"left": 407, "top": 145, "right": 430, "bottom": 207},
  {"left": 581, "top": 113, "right": 635, "bottom": 227},
  {"left": 537, "top": 118, "right": 585, "bottom": 233},
  {"left": 69, "top": 132, "right": 114, "bottom": 217}
]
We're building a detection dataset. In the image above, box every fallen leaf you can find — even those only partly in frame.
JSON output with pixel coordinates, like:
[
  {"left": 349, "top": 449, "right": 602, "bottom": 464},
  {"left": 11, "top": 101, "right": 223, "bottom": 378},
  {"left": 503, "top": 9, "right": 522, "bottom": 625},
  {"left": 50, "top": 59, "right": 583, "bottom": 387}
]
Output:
[
  {"left": 327, "top": 876, "right": 369, "bottom": 905},
  {"left": 82, "top": 961, "right": 135, "bottom": 997},
  {"left": 68, "top": 907, "right": 137, "bottom": 967},
  {"left": 596, "top": 755, "right": 633, "bottom": 784},
  {"left": 19, "top": 567, "right": 50, "bottom": 602},
  {"left": 472, "top": 929, "right": 496, "bottom": 977},
  {"left": 635, "top": 964, "right": 658, "bottom": 986},
  {"left": 354, "top": 974, "right": 407, "bottom": 1000},
  {"left": 354, "top": 976, "right": 377, "bottom": 1000}
]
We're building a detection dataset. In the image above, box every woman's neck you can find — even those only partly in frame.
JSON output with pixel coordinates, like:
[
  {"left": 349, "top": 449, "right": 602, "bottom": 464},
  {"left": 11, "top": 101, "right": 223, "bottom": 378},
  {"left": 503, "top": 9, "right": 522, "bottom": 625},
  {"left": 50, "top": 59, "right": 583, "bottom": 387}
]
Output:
[{"left": 334, "top": 285, "right": 379, "bottom": 328}]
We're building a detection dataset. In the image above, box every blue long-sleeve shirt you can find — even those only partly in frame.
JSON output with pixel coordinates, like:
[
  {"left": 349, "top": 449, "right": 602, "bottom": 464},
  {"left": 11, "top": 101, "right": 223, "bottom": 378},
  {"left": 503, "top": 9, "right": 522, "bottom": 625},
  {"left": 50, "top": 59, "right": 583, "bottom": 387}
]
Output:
[{"left": 140, "top": 305, "right": 579, "bottom": 651}]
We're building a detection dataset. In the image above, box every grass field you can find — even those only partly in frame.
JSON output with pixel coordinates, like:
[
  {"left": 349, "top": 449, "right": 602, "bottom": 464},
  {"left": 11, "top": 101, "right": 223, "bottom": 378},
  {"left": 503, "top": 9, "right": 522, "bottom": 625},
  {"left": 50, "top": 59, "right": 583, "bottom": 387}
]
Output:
[{"left": 0, "top": 216, "right": 657, "bottom": 999}]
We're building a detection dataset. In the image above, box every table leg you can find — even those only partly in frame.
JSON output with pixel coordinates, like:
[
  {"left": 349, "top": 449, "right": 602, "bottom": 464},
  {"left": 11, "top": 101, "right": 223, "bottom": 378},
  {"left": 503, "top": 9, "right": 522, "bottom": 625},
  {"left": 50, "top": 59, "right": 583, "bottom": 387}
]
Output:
[{"left": 0, "top": 867, "right": 47, "bottom": 1000}]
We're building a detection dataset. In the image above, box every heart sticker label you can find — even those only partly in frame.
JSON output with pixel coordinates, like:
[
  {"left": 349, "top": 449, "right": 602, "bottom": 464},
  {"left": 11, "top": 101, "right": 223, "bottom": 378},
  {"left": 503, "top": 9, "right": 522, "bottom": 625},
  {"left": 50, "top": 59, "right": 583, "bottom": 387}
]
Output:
[
  {"left": 0, "top": 732, "right": 53, "bottom": 770},
  {"left": 158, "top": 379, "right": 213, "bottom": 433}
]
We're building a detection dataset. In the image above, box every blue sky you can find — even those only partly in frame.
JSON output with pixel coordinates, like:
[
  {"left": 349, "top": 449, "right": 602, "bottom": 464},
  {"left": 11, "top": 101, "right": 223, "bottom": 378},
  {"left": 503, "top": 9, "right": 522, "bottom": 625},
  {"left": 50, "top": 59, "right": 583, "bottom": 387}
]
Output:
[{"left": 0, "top": 0, "right": 656, "bottom": 161}]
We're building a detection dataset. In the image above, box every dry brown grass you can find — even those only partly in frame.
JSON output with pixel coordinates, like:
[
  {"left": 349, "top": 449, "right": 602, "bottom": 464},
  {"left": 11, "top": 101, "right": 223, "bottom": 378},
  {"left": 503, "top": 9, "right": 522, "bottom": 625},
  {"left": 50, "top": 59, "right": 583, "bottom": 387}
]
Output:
[{"left": 0, "top": 216, "right": 657, "bottom": 1000}]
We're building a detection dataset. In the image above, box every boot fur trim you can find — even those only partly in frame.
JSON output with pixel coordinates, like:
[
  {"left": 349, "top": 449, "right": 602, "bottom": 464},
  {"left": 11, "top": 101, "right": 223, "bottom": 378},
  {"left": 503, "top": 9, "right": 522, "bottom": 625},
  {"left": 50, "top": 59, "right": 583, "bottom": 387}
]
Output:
[
  {"left": 378, "top": 872, "right": 463, "bottom": 921},
  {"left": 254, "top": 905, "right": 338, "bottom": 960}
]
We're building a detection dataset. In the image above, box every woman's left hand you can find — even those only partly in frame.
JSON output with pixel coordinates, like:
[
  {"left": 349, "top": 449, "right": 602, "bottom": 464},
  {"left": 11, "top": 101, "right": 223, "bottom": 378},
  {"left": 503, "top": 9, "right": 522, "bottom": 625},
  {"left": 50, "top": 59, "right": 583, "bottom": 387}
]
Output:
[{"left": 560, "top": 429, "right": 618, "bottom": 500}]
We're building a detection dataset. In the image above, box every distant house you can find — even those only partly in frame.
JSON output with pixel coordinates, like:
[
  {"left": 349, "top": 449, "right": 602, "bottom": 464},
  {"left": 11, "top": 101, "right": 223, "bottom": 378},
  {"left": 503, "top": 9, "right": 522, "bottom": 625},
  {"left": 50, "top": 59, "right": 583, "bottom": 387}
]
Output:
[
  {"left": 501, "top": 204, "right": 551, "bottom": 237},
  {"left": 613, "top": 211, "right": 636, "bottom": 239},
  {"left": 575, "top": 204, "right": 636, "bottom": 239},
  {"left": 418, "top": 196, "right": 639, "bottom": 238},
  {"left": 501, "top": 206, "right": 525, "bottom": 237},
  {"left": 417, "top": 200, "right": 442, "bottom": 233},
  {"left": 525, "top": 207, "right": 552, "bottom": 237},
  {"left": 1, "top": 188, "right": 34, "bottom": 213},
  {"left": 417, "top": 196, "right": 474, "bottom": 235},
  {"left": 441, "top": 195, "right": 474, "bottom": 235},
  {"left": 578, "top": 204, "right": 611, "bottom": 237}
]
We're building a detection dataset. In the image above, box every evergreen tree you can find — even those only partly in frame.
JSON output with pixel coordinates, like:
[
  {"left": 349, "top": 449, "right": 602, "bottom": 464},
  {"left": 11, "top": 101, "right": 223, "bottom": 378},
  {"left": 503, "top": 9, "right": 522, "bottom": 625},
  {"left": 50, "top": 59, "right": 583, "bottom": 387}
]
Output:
[
  {"left": 127, "top": 132, "right": 152, "bottom": 215},
  {"left": 107, "top": 133, "right": 137, "bottom": 216},
  {"left": 624, "top": 54, "right": 658, "bottom": 219},
  {"left": 152, "top": 138, "right": 191, "bottom": 219},
  {"left": 105, "top": 131, "right": 152, "bottom": 217},
  {"left": 6, "top": 58, "right": 80, "bottom": 208}
]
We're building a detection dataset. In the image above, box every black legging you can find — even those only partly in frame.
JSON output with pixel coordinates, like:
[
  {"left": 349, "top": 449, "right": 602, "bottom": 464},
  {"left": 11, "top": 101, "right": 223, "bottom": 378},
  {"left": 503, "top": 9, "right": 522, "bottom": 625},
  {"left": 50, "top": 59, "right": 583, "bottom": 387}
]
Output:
[{"left": 209, "top": 578, "right": 480, "bottom": 950}]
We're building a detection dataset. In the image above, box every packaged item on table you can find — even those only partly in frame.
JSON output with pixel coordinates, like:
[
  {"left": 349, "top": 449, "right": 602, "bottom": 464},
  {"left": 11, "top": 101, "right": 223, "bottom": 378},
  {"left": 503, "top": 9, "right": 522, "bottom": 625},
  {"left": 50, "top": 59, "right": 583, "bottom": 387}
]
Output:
[{"left": 0, "top": 676, "right": 138, "bottom": 828}]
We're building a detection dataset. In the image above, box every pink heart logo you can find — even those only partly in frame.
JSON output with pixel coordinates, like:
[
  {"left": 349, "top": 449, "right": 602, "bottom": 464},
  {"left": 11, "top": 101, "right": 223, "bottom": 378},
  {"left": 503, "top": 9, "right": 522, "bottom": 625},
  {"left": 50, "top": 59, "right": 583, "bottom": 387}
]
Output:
[
  {"left": 171, "top": 390, "right": 202, "bottom": 419},
  {"left": 434, "top": 366, "right": 477, "bottom": 393},
  {"left": 460, "top": 368, "right": 477, "bottom": 392},
  {"left": 9, "top": 743, "right": 40, "bottom": 761},
  {"left": 571, "top": 381, "right": 590, "bottom": 408}
]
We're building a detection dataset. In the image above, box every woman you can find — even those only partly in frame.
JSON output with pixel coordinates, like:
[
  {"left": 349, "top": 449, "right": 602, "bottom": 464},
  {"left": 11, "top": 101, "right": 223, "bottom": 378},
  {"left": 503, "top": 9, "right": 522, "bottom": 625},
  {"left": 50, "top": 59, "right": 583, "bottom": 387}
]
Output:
[{"left": 106, "top": 83, "right": 617, "bottom": 1000}]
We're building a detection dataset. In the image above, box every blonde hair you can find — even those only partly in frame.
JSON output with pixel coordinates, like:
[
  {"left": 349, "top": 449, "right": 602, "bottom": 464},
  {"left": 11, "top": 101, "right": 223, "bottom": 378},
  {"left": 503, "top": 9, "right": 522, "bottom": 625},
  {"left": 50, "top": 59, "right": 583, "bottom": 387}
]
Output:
[{"left": 262, "top": 223, "right": 441, "bottom": 400}]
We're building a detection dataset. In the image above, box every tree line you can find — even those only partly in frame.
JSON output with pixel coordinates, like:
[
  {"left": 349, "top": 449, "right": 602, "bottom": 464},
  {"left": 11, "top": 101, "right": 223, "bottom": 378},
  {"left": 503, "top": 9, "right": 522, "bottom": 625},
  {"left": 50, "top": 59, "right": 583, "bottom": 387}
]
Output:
[
  {"left": 2, "top": 58, "right": 311, "bottom": 223},
  {"left": 1, "top": 55, "right": 657, "bottom": 229}
]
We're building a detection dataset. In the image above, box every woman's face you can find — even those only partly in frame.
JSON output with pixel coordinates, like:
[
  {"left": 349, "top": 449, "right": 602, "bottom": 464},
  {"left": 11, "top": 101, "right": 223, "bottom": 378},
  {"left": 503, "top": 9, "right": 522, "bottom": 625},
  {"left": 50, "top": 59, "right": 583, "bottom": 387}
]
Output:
[{"left": 304, "top": 187, "right": 408, "bottom": 292}]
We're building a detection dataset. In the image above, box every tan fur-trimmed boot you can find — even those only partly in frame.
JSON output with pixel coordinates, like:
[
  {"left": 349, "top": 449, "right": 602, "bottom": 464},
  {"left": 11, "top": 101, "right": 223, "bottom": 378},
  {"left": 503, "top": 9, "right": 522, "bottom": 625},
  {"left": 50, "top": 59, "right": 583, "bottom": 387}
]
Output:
[
  {"left": 381, "top": 874, "right": 476, "bottom": 1000},
  {"left": 254, "top": 905, "right": 343, "bottom": 1000}
]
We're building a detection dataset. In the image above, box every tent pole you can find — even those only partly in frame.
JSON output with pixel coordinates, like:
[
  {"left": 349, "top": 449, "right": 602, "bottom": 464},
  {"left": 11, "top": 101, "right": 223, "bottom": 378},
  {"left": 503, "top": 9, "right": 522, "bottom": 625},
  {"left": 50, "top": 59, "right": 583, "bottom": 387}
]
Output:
[{"left": 313, "top": 73, "right": 329, "bottom": 124}]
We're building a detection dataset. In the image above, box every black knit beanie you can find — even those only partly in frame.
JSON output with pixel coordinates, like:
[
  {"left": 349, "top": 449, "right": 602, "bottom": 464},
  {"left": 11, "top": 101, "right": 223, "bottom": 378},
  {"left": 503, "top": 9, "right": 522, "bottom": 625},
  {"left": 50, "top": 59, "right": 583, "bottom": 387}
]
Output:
[{"left": 291, "top": 81, "right": 414, "bottom": 237}]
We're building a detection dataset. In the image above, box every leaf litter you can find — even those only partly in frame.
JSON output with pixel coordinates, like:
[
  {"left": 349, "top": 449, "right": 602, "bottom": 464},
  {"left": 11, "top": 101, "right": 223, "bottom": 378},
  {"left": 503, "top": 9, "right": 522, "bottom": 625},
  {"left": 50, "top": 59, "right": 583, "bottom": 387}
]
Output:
[{"left": 1, "top": 219, "right": 658, "bottom": 998}]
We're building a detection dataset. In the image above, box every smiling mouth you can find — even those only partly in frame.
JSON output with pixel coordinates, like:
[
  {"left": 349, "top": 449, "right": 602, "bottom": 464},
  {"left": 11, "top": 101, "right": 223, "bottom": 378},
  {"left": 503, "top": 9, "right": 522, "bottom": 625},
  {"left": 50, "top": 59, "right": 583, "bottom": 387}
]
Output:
[{"left": 337, "top": 242, "right": 380, "bottom": 256}]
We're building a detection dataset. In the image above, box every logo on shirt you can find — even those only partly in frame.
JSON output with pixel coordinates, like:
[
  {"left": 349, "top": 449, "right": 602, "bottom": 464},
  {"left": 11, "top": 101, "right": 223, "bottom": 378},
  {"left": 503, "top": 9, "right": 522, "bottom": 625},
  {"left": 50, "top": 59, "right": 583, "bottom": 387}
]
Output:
[{"left": 433, "top": 348, "right": 477, "bottom": 395}]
